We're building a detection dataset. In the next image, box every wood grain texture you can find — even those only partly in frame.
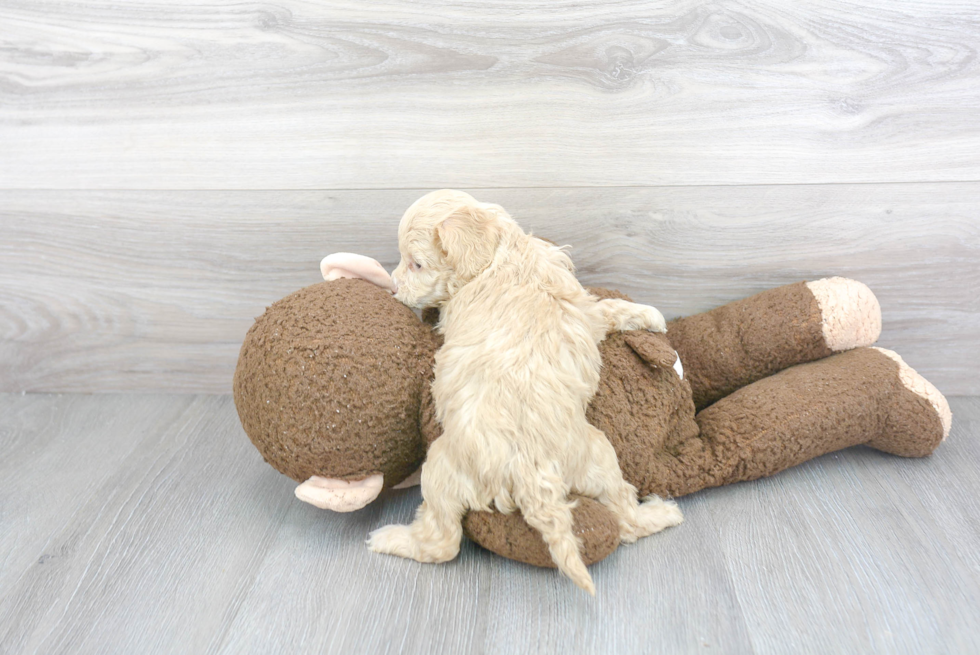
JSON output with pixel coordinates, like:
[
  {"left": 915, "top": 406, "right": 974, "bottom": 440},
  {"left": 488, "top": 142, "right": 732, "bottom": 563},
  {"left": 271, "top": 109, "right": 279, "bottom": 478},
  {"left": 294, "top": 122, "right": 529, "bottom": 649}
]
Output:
[
  {"left": 1, "top": 393, "right": 978, "bottom": 654},
  {"left": 2, "top": 0, "right": 979, "bottom": 188},
  {"left": 2, "top": 185, "right": 977, "bottom": 394},
  {"left": 0, "top": 394, "right": 296, "bottom": 654}
]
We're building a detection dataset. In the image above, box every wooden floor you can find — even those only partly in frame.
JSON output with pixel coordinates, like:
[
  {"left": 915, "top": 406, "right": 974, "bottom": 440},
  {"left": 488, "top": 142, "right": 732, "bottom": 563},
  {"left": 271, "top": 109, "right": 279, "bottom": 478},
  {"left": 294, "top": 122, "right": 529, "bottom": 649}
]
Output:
[{"left": 1, "top": 392, "right": 978, "bottom": 654}]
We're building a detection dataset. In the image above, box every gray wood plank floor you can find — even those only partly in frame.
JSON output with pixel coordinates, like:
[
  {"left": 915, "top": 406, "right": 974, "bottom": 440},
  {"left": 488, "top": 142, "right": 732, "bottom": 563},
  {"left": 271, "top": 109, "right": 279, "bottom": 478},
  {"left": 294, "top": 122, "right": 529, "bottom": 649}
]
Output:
[{"left": 1, "top": 392, "right": 978, "bottom": 654}]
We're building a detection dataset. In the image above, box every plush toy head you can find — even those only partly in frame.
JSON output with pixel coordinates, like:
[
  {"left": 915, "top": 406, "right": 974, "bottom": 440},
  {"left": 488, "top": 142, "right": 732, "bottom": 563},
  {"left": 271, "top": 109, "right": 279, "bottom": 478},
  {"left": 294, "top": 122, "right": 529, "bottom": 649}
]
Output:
[{"left": 233, "top": 278, "right": 440, "bottom": 509}]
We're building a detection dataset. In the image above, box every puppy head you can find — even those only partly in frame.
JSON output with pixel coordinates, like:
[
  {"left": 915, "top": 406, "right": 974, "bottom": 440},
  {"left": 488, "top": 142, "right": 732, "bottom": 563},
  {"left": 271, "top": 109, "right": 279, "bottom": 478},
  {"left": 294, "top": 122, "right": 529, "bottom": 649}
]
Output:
[{"left": 392, "top": 190, "right": 505, "bottom": 308}]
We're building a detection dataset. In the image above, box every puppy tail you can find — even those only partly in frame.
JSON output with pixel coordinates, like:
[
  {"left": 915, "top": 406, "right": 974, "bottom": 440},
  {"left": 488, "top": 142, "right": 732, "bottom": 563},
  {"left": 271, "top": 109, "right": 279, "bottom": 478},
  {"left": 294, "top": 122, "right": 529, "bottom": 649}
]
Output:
[{"left": 513, "top": 467, "right": 595, "bottom": 595}]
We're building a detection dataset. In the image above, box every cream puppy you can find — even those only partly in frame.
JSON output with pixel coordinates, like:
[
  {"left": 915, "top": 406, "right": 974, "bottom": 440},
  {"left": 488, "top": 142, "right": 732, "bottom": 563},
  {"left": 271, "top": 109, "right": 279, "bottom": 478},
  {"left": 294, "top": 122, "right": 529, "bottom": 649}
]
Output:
[{"left": 368, "top": 190, "right": 683, "bottom": 593}]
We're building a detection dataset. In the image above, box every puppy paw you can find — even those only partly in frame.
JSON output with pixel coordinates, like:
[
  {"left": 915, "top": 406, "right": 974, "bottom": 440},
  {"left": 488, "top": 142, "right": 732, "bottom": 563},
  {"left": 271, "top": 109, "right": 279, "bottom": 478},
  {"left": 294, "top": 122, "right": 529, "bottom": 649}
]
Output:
[
  {"left": 599, "top": 298, "right": 668, "bottom": 334},
  {"left": 368, "top": 524, "right": 461, "bottom": 563},
  {"left": 618, "top": 526, "right": 639, "bottom": 544},
  {"left": 367, "top": 524, "right": 417, "bottom": 560},
  {"left": 633, "top": 496, "right": 683, "bottom": 539},
  {"left": 641, "top": 305, "right": 668, "bottom": 334}
]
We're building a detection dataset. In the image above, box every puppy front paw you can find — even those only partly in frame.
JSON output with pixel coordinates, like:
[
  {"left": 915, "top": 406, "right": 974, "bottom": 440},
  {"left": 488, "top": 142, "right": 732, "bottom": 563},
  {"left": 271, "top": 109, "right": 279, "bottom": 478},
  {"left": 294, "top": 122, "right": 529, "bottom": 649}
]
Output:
[{"left": 637, "top": 305, "right": 667, "bottom": 333}]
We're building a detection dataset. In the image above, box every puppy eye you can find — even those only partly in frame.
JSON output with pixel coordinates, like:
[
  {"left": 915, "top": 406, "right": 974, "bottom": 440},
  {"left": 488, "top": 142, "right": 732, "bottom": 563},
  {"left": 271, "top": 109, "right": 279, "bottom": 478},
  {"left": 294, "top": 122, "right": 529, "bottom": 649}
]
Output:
[{"left": 411, "top": 261, "right": 422, "bottom": 271}]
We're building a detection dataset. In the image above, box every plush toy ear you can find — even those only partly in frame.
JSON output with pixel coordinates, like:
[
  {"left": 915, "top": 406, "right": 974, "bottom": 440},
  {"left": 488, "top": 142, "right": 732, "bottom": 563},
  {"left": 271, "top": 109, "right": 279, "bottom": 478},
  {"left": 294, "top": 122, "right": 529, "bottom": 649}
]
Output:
[
  {"left": 435, "top": 206, "right": 500, "bottom": 282},
  {"left": 623, "top": 331, "right": 678, "bottom": 371}
]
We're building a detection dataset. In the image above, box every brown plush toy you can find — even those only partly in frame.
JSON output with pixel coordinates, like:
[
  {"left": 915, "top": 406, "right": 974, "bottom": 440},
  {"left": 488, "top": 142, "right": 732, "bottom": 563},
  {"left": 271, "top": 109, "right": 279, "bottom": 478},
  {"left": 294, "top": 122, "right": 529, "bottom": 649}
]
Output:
[{"left": 234, "top": 254, "right": 951, "bottom": 568}]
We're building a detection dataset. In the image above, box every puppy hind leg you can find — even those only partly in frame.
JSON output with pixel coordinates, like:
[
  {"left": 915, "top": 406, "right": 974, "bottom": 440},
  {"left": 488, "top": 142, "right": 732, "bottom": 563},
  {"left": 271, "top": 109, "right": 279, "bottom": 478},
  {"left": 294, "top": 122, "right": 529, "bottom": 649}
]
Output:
[
  {"left": 368, "top": 497, "right": 464, "bottom": 563},
  {"left": 513, "top": 465, "right": 595, "bottom": 595},
  {"left": 368, "top": 446, "right": 465, "bottom": 563},
  {"left": 574, "top": 432, "right": 641, "bottom": 543},
  {"left": 576, "top": 428, "right": 683, "bottom": 543}
]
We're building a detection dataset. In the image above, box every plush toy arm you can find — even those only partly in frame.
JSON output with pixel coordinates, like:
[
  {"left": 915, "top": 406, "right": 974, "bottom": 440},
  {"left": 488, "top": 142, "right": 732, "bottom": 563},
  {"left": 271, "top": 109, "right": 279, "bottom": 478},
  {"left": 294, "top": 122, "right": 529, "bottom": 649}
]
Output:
[
  {"left": 622, "top": 330, "right": 679, "bottom": 371},
  {"left": 668, "top": 278, "right": 881, "bottom": 410}
]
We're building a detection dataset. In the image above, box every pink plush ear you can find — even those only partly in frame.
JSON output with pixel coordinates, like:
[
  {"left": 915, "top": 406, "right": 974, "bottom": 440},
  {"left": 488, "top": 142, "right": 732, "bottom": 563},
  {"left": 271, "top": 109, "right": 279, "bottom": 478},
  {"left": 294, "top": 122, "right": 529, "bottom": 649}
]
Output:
[{"left": 320, "top": 253, "right": 396, "bottom": 292}]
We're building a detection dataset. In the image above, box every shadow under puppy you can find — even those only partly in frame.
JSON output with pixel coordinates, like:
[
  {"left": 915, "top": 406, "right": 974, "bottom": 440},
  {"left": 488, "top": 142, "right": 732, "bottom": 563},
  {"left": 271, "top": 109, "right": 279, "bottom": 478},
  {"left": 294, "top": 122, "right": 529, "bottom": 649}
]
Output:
[{"left": 367, "top": 190, "right": 683, "bottom": 593}]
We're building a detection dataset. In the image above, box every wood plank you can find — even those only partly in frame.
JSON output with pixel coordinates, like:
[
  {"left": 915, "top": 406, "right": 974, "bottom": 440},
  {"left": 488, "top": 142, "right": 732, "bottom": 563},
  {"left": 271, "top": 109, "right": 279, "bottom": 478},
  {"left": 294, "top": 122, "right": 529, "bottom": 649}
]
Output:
[
  {"left": 0, "top": 394, "right": 194, "bottom": 595},
  {"left": 479, "top": 492, "right": 755, "bottom": 655},
  {"left": 1, "top": 394, "right": 978, "bottom": 653},
  {"left": 2, "top": 0, "right": 980, "bottom": 188},
  {"left": 704, "top": 397, "right": 980, "bottom": 654},
  {"left": 215, "top": 487, "right": 755, "bottom": 655},
  {"left": 2, "top": 185, "right": 976, "bottom": 394},
  {"left": 0, "top": 394, "right": 296, "bottom": 654}
]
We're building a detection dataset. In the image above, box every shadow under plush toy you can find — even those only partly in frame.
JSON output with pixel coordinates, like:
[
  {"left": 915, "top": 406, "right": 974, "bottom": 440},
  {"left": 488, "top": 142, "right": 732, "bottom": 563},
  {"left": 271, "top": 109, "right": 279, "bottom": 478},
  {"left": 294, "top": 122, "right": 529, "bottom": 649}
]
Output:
[{"left": 234, "top": 253, "right": 951, "bottom": 568}]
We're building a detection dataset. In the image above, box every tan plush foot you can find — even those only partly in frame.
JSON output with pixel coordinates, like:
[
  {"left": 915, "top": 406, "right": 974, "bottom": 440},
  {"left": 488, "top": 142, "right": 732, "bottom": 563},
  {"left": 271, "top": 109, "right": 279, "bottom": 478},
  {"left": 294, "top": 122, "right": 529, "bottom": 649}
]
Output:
[
  {"left": 806, "top": 277, "right": 882, "bottom": 351},
  {"left": 392, "top": 467, "right": 422, "bottom": 489},
  {"left": 873, "top": 348, "right": 952, "bottom": 441},
  {"left": 295, "top": 474, "right": 384, "bottom": 511},
  {"left": 863, "top": 347, "right": 951, "bottom": 458}
]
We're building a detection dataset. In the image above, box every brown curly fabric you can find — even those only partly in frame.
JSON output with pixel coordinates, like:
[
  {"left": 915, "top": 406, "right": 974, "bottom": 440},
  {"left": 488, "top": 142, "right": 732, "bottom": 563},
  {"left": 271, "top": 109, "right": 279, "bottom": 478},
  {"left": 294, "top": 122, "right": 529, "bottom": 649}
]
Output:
[
  {"left": 654, "top": 347, "right": 946, "bottom": 497},
  {"left": 668, "top": 282, "right": 832, "bottom": 411},
  {"left": 463, "top": 496, "right": 620, "bottom": 567},
  {"left": 234, "top": 280, "right": 438, "bottom": 487}
]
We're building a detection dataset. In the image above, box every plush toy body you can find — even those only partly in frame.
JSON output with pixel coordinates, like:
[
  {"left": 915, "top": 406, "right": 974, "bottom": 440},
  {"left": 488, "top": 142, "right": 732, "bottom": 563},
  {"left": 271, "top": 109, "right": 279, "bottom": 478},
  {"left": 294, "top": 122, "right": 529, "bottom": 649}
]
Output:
[{"left": 234, "top": 255, "right": 950, "bottom": 568}]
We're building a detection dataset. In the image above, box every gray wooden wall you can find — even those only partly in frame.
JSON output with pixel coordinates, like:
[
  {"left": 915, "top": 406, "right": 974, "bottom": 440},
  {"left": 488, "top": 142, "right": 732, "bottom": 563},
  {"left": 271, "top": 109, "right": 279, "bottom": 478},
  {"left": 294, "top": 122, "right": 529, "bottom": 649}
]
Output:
[{"left": 2, "top": 1, "right": 978, "bottom": 395}]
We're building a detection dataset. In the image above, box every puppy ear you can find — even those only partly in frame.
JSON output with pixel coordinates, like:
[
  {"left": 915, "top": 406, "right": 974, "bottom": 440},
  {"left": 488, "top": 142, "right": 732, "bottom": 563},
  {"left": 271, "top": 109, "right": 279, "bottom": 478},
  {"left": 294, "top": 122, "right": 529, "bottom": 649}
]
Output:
[{"left": 436, "top": 206, "right": 500, "bottom": 282}]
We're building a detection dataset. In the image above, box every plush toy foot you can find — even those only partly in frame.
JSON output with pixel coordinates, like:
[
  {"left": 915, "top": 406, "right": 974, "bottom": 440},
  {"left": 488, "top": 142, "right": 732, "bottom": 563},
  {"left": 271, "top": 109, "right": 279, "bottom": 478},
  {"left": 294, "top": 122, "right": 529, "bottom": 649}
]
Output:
[
  {"left": 867, "top": 348, "right": 952, "bottom": 457},
  {"left": 674, "top": 347, "right": 950, "bottom": 496},
  {"left": 805, "top": 277, "right": 882, "bottom": 352},
  {"left": 294, "top": 475, "right": 384, "bottom": 512}
]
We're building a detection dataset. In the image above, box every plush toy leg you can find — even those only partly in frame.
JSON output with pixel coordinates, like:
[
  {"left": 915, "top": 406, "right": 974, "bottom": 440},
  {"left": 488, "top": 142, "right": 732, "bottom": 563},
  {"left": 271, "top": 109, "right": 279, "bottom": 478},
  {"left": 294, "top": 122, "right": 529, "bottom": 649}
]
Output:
[
  {"left": 462, "top": 496, "right": 623, "bottom": 569},
  {"left": 655, "top": 347, "right": 950, "bottom": 496},
  {"left": 669, "top": 278, "right": 881, "bottom": 410},
  {"left": 865, "top": 348, "right": 952, "bottom": 456}
]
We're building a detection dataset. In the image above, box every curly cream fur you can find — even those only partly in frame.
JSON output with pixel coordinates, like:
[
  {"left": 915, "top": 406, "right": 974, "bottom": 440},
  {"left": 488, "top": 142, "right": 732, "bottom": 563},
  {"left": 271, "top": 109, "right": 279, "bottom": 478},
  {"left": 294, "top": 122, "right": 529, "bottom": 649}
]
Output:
[{"left": 368, "top": 190, "right": 682, "bottom": 594}]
